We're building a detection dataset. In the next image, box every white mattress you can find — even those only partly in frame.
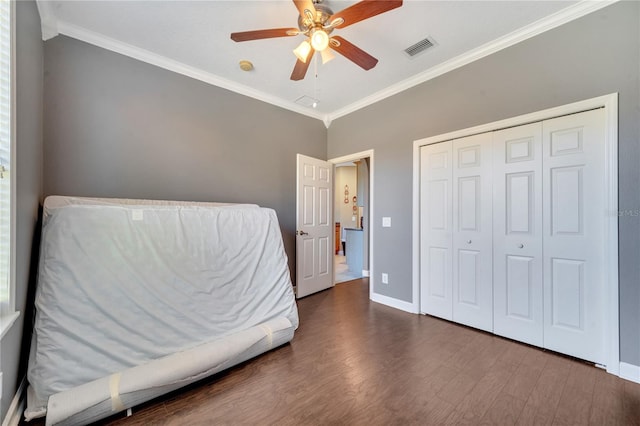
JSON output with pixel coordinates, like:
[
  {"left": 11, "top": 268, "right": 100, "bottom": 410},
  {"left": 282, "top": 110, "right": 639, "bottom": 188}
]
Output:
[{"left": 26, "top": 196, "right": 298, "bottom": 424}]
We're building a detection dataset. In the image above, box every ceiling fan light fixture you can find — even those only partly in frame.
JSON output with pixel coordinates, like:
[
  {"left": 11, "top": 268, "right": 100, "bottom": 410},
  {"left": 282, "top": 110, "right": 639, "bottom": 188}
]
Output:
[
  {"left": 320, "top": 48, "right": 335, "bottom": 64},
  {"left": 310, "top": 28, "right": 329, "bottom": 51},
  {"left": 293, "top": 40, "right": 312, "bottom": 63}
]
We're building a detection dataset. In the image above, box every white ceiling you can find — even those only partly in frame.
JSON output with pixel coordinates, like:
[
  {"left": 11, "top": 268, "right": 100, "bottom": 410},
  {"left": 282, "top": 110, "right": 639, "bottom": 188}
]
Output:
[{"left": 36, "top": 0, "right": 611, "bottom": 125}]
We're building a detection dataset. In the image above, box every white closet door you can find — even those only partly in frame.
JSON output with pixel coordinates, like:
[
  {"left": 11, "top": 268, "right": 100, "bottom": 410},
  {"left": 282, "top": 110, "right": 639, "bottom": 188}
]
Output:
[
  {"left": 542, "top": 108, "right": 606, "bottom": 365},
  {"left": 493, "top": 123, "right": 543, "bottom": 346},
  {"left": 452, "top": 134, "right": 493, "bottom": 332},
  {"left": 420, "top": 142, "right": 453, "bottom": 319}
]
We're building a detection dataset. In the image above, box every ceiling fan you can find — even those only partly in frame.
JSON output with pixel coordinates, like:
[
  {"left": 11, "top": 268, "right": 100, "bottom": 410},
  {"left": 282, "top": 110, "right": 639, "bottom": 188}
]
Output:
[{"left": 230, "top": 0, "right": 403, "bottom": 81}]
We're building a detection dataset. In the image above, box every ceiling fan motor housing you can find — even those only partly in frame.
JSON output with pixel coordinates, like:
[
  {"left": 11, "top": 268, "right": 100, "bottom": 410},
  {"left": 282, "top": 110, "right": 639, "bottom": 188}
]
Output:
[{"left": 298, "top": 3, "right": 334, "bottom": 33}]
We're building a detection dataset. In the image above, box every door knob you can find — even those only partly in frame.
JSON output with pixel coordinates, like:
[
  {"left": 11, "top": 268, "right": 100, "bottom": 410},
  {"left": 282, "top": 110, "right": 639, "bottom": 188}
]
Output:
[
  {"left": 518, "top": 244, "right": 524, "bottom": 248},
  {"left": 297, "top": 230, "right": 309, "bottom": 236},
  {"left": 467, "top": 240, "right": 472, "bottom": 244}
]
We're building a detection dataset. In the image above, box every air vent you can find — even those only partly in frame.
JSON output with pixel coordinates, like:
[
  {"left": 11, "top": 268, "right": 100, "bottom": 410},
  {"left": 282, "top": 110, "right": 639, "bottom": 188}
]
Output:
[{"left": 404, "top": 36, "right": 436, "bottom": 58}]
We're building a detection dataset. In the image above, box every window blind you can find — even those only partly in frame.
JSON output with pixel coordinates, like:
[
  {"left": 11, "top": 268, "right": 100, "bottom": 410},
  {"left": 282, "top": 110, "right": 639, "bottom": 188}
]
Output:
[{"left": 0, "top": 0, "right": 11, "bottom": 312}]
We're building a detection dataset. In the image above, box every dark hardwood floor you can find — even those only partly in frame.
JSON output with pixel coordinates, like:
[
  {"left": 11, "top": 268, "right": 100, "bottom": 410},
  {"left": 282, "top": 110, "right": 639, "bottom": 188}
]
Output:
[{"left": 27, "top": 279, "right": 640, "bottom": 425}]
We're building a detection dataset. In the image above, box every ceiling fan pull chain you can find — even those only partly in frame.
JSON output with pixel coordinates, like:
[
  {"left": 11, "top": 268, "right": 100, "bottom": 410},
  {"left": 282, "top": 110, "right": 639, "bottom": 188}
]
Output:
[{"left": 314, "top": 54, "right": 319, "bottom": 108}]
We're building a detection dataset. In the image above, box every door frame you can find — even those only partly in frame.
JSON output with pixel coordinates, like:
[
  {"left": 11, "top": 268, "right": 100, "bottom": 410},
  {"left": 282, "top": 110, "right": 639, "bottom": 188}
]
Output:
[
  {"left": 329, "top": 150, "right": 374, "bottom": 300},
  {"left": 412, "top": 93, "right": 619, "bottom": 375}
]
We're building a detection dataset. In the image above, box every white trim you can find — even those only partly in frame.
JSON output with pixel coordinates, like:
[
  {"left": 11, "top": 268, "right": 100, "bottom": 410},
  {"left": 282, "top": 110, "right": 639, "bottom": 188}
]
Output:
[
  {"left": 327, "top": 0, "right": 618, "bottom": 122},
  {"left": 619, "top": 362, "right": 640, "bottom": 384},
  {"left": 329, "top": 150, "right": 374, "bottom": 302},
  {"left": 35, "top": 0, "right": 58, "bottom": 41},
  {"left": 53, "top": 22, "right": 326, "bottom": 123},
  {"left": 0, "top": 311, "right": 19, "bottom": 340},
  {"left": 603, "top": 94, "right": 619, "bottom": 376},
  {"left": 413, "top": 93, "right": 619, "bottom": 375},
  {"left": 1, "top": 376, "right": 26, "bottom": 426},
  {"left": 6, "top": 0, "right": 16, "bottom": 318},
  {"left": 412, "top": 138, "right": 421, "bottom": 314},
  {"left": 37, "top": 1, "right": 616, "bottom": 124},
  {"left": 371, "top": 292, "right": 419, "bottom": 314}
]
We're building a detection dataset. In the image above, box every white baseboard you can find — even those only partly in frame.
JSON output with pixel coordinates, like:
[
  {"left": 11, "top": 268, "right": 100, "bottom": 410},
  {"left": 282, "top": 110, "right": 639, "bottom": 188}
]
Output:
[
  {"left": 371, "top": 292, "right": 418, "bottom": 314},
  {"left": 362, "top": 269, "right": 370, "bottom": 277},
  {"left": 2, "top": 376, "right": 26, "bottom": 426},
  {"left": 619, "top": 362, "right": 640, "bottom": 384}
]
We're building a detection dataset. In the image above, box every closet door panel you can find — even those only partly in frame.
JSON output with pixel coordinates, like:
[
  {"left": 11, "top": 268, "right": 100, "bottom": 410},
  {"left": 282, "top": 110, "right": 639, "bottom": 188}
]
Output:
[
  {"left": 420, "top": 142, "right": 453, "bottom": 319},
  {"left": 452, "top": 133, "right": 493, "bottom": 332},
  {"left": 543, "top": 109, "right": 606, "bottom": 365},
  {"left": 493, "top": 123, "right": 543, "bottom": 346}
]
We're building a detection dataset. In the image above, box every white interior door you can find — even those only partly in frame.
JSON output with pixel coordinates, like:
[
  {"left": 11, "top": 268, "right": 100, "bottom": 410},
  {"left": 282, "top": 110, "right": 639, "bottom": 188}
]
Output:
[
  {"left": 542, "top": 109, "right": 606, "bottom": 364},
  {"left": 420, "top": 142, "right": 453, "bottom": 319},
  {"left": 493, "top": 123, "right": 544, "bottom": 346},
  {"left": 296, "top": 154, "right": 333, "bottom": 298},
  {"left": 452, "top": 133, "right": 493, "bottom": 332}
]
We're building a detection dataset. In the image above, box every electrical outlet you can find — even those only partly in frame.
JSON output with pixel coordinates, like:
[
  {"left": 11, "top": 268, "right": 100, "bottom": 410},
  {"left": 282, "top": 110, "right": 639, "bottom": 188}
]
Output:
[{"left": 381, "top": 273, "right": 389, "bottom": 284}]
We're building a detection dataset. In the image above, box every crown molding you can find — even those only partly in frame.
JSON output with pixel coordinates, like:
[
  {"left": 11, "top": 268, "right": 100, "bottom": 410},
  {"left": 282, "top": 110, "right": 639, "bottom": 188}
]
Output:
[
  {"left": 35, "top": 0, "right": 59, "bottom": 41},
  {"left": 53, "top": 21, "right": 327, "bottom": 122},
  {"left": 327, "top": 0, "right": 619, "bottom": 123},
  {"left": 37, "top": 0, "right": 616, "bottom": 126}
]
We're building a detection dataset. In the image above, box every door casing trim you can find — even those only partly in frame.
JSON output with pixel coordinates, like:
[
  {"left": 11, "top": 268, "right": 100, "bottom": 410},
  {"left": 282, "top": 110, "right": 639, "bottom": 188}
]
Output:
[{"left": 329, "top": 150, "right": 374, "bottom": 301}]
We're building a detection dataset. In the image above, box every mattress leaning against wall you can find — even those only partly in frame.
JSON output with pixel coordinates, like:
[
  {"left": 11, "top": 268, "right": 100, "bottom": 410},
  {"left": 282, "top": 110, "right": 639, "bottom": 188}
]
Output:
[{"left": 24, "top": 196, "right": 299, "bottom": 425}]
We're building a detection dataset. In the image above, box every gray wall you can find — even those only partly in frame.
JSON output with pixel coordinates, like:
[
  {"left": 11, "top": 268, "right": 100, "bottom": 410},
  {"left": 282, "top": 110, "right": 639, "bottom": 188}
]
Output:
[
  {"left": 43, "top": 35, "right": 327, "bottom": 279},
  {"left": 328, "top": 1, "right": 640, "bottom": 365},
  {"left": 1, "top": 0, "right": 43, "bottom": 418}
]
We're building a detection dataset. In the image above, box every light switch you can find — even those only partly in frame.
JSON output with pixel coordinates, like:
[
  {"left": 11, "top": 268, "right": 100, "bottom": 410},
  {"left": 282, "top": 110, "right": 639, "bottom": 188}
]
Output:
[
  {"left": 352, "top": 216, "right": 356, "bottom": 222},
  {"left": 382, "top": 217, "right": 391, "bottom": 227}
]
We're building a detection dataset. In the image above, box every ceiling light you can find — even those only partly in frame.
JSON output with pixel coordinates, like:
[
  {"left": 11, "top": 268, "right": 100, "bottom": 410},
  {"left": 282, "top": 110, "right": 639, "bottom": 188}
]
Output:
[
  {"left": 320, "top": 49, "right": 334, "bottom": 64},
  {"left": 293, "top": 40, "right": 312, "bottom": 63},
  {"left": 310, "top": 28, "right": 329, "bottom": 51}
]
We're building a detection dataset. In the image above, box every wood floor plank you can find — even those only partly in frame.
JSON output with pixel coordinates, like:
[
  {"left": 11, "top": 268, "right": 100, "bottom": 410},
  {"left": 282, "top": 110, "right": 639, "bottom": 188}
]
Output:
[
  {"left": 623, "top": 380, "right": 640, "bottom": 426},
  {"left": 516, "top": 403, "right": 553, "bottom": 426},
  {"left": 23, "top": 279, "right": 640, "bottom": 426},
  {"left": 454, "top": 362, "right": 517, "bottom": 420},
  {"left": 588, "top": 367, "right": 626, "bottom": 425},
  {"left": 552, "top": 384, "right": 594, "bottom": 425},
  {"left": 459, "top": 336, "right": 509, "bottom": 381},
  {"left": 520, "top": 354, "right": 571, "bottom": 421},
  {"left": 503, "top": 362, "right": 545, "bottom": 401},
  {"left": 480, "top": 392, "right": 527, "bottom": 425},
  {"left": 437, "top": 372, "right": 479, "bottom": 407}
]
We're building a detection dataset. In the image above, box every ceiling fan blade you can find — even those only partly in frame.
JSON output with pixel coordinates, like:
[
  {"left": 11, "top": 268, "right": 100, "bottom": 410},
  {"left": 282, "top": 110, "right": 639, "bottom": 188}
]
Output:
[
  {"left": 293, "top": 0, "right": 316, "bottom": 19},
  {"left": 290, "top": 47, "right": 315, "bottom": 81},
  {"left": 230, "top": 28, "right": 299, "bottom": 42},
  {"left": 330, "top": 36, "right": 378, "bottom": 70},
  {"left": 331, "top": 0, "right": 402, "bottom": 29}
]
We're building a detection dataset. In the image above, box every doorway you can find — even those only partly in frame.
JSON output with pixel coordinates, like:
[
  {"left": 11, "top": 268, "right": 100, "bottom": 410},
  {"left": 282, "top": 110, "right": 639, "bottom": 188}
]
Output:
[{"left": 330, "top": 151, "right": 373, "bottom": 287}]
